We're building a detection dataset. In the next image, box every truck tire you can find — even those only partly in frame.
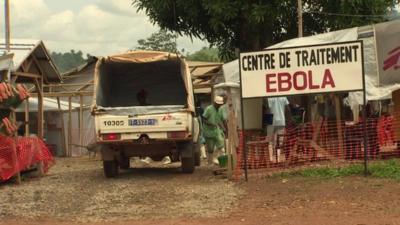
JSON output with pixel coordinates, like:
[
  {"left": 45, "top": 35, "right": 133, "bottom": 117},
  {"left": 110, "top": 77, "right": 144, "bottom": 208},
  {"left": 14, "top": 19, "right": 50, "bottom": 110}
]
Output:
[
  {"left": 180, "top": 142, "right": 195, "bottom": 173},
  {"left": 119, "top": 156, "right": 130, "bottom": 170},
  {"left": 182, "top": 156, "right": 195, "bottom": 173},
  {"left": 194, "top": 144, "right": 201, "bottom": 166},
  {"left": 103, "top": 160, "right": 118, "bottom": 178}
]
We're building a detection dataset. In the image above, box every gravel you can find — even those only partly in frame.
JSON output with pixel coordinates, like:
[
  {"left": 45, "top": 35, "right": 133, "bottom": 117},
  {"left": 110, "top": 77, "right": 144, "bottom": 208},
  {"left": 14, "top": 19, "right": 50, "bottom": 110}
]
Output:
[{"left": 0, "top": 157, "right": 243, "bottom": 223}]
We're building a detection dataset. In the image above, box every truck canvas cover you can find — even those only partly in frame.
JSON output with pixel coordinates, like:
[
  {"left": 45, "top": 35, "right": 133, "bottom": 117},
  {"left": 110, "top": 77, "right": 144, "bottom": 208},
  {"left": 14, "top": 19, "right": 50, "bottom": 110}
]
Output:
[{"left": 92, "top": 51, "right": 195, "bottom": 115}]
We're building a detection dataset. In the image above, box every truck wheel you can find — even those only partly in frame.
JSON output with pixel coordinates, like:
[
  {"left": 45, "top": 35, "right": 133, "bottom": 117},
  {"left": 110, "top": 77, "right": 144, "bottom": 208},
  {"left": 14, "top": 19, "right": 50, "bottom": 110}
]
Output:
[
  {"left": 194, "top": 144, "right": 201, "bottom": 166},
  {"left": 103, "top": 160, "right": 118, "bottom": 178},
  {"left": 180, "top": 142, "right": 195, "bottom": 173},
  {"left": 182, "top": 156, "right": 195, "bottom": 173},
  {"left": 119, "top": 156, "right": 130, "bottom": 170}
]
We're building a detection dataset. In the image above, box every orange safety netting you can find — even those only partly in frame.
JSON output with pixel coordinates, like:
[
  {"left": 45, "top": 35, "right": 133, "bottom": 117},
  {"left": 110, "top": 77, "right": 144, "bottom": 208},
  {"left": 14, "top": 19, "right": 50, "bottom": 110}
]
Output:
[
  {"left": 235, "top": 114, "right": 400, "bottom": 179},
  {"left": 0, "top": 135, "right": 54, "bottom": 181}
]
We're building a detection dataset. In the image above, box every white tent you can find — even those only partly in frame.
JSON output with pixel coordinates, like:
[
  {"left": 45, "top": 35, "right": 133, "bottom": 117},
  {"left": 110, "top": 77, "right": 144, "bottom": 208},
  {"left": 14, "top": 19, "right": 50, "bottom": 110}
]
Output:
[
  {"left": 223, "top": 20, "right": 400, "bottom": 103},
  {"left": 15, "top": 97, "right": 93, "bottom": 157}
]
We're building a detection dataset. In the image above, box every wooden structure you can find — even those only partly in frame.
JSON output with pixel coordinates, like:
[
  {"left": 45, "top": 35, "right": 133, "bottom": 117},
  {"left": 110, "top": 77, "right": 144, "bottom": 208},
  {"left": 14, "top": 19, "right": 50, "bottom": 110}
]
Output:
[
  {"left": 0, "top": 39, "right": 61, "bottom": 183},
  {"left": 1, "top": 39, "right": 61, "bottom": 138},
  {"left": 188, "top": 61, "right": 223, "bottom": 94},
  {"left": 33, "top": 56, "right": 98, "bottom": 157}
]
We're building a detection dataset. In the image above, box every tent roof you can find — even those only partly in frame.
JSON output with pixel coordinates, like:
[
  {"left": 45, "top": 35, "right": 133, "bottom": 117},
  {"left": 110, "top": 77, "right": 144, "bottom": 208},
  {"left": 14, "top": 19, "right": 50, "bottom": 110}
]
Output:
[
  {"left": 187, "top": 61, "right": 223, "bottom": 91},
  {"left": 0, "top": 39, "right": 61, "bottom": 83},
  {"left": 187, "top": 61, "right": 222, "bottom": 77},
  {"left": 62, "top": 56, "right": 98, "bottom": 78}
]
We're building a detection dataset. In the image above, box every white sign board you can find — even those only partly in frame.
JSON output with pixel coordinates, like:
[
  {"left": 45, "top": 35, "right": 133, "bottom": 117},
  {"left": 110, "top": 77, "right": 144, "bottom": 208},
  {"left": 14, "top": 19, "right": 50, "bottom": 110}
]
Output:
[{"left": 239, "top": 41, "right": 363, "bottom": 98}]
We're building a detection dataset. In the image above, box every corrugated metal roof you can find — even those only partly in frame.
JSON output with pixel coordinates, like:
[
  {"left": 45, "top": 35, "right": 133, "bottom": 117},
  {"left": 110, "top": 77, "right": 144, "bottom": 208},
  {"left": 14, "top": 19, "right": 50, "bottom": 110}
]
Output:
[
  {"left": 187, "top": 60, "right": 222, "bottom": 77},
  {"left": 0, "top": 39, "right": 61, "bottom": 83},
  {"left": 62, "top": 56, "right": 98, "bottom": 78}
]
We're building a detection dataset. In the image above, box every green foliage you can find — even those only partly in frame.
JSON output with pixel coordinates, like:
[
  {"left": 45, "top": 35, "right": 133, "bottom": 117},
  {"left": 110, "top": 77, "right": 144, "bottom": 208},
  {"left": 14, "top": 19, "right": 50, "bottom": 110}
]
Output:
[
  {"left": 275, "top": 159, "right": 400, "bottom": 180},
  {"left": 51, "top": 50, "right": 87, "bottom": 73},
  {"left": 133, "top": 0, "right": 397, "bottom": 60},
  {"left": 186, "top": 47, "right": 221, "bottom": 62},
  {"left": 135, "top": 29, "right": 178, "bottom": 53}
]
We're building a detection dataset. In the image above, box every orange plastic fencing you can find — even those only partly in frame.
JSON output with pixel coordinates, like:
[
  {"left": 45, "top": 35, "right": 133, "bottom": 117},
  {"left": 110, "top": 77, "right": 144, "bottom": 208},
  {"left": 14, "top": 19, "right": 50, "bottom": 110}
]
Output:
[
  {"left": 0, "top": 136, "right": 54, "bottom": 181},
  {"left": 235, "top": 114, "right": 400, "bottom": 179}
]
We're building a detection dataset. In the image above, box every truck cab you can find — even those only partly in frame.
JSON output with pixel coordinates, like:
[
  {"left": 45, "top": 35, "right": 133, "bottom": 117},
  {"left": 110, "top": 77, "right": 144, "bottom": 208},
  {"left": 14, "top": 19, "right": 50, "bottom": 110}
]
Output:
[{"left": 92, "top": 51, "right": 200, "bottom": 177}]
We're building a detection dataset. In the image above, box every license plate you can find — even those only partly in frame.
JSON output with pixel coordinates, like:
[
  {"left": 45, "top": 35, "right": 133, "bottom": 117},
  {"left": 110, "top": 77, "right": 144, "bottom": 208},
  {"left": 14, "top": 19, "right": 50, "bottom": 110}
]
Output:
[{"left": 129, "top": 119, "right": 157, "bottom": 126}]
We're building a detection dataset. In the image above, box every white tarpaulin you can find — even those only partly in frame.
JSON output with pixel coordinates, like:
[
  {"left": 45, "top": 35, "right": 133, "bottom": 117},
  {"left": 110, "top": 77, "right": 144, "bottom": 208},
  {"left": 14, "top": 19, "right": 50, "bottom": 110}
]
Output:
[
  {"left": 0, "top": 53, "right": 13, "bottom": 72},
  {"left": 15, "top": 97, "right": 80, "bottom": 112},
  {"left": 375, "top": 20, "right": 400, "bottom": 85}
]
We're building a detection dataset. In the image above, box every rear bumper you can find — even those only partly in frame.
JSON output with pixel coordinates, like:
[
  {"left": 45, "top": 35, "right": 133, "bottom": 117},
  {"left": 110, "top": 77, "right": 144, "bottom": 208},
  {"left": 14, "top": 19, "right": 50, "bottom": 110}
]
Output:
[
  {"left": 99, "top": 139, "right": 191, "bottom": 160},
  {"left": 96, "top": 138, "right": 192, "bottom": 145}
]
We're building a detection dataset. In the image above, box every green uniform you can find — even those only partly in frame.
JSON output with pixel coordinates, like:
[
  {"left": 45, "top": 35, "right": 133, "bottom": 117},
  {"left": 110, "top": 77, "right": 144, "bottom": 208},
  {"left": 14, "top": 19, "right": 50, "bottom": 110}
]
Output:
[
  {"left": 202, "top": 105, "right": 224, "bottom": 153},
  {"left": 218, "top": 104, "right": 228, "bottom": 122}
]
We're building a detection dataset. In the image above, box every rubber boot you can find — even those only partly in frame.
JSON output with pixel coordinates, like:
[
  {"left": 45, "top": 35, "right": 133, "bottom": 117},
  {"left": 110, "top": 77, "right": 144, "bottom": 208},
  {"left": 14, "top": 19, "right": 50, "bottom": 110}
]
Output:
[
  {"left": 200, "top": 145, "right": 207, "bottom": 159},
  {"left": 213, "top": 150, "right": 219, "bottom": 165},
  {"left": 207, "top": 153, "right": 214, "bottom": 165}
]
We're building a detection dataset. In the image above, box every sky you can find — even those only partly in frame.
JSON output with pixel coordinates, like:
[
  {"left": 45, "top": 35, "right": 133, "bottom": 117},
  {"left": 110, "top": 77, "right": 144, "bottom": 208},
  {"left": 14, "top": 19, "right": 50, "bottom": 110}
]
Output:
[{"left": 0, "top": 0, "right": 209, "bottom": 56}]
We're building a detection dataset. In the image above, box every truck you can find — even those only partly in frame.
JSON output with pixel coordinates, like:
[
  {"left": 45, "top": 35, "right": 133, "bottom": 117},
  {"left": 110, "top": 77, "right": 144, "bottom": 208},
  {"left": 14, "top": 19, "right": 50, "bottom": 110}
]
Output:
[{"left": 91, "top": 51, "right": 200, "bottom": 178}]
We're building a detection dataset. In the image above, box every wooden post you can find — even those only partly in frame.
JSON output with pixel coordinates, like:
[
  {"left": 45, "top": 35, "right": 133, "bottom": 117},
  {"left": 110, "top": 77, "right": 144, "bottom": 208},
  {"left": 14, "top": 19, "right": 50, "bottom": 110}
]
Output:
[
  {"left": 4, "top": 0, "right": 11, "bottom": 52},
  {"left": 226, "top": 88, "right": 239, "bottom": 180},
  {"left": 334, "top": 95, "right": 344, "bottom": 158},
  {"left": 68, "top": 96, "right": 72, "bottom": 157},
  {"left": 11, "top": 142, "right": 21, "bottom": 184},
  {"left": 57, "top": 97, "right": 67, "bottom": 157},
  {"left": 25, "top": 98, "right": 29, "bottom": 136},
  {"left": 35, "top": 78, "right": 44, "bottom": 139},
  {"left": 10, "top": 110, "right": 21, "bottom": 184},
  {"left": 36, "top": 79, "right": 45, "bottom": 176},
  {"left": 79, "top": 95, "right": 83, "bottom": 155},
  {"left": 297, "top": 0, "right": 303, "bottom": 38}
]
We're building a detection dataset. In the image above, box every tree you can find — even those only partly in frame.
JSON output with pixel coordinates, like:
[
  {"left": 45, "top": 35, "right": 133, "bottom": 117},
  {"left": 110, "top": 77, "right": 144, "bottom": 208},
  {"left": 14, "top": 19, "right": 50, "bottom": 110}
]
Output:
[
  {"left": 135, "top": 29, "right": 178, "bottom": 52},
  {"left": 186, "top": 47, "right": 220, "bottom": 62},
  {"left": 51, "top": 50, "right": 86, "bottom": 73},
  {"left": 133, "top": 0, "right": 397, "bottom": 60}
]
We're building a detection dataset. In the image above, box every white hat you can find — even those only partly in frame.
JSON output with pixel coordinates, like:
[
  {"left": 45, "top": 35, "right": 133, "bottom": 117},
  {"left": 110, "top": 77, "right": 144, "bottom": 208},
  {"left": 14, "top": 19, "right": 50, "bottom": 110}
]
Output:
[{"left": 214, "top": 96, "right": 224, "bottom": 105}]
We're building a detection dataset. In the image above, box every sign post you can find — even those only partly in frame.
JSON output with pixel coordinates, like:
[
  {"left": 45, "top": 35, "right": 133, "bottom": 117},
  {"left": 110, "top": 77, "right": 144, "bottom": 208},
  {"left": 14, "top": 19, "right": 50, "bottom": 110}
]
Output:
[{"left": 239, "top": 41, "right": 366, "bottom": 180}]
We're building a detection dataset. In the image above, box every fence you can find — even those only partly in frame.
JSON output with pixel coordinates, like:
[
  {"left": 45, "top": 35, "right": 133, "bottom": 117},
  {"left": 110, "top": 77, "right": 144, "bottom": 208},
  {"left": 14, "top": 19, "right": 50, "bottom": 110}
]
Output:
[
  {"left": 0, "top": 136, "right": 54, "bottom": 181},
  {"left": 234, "top": 112, "right": 400, "bottom": 180}
]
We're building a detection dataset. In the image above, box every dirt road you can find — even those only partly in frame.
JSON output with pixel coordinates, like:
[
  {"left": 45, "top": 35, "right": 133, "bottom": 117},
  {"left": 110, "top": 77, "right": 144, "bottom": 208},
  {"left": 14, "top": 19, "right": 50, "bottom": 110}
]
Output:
[
  {"left": 0, "top": 157, "right": 242, "bottom": 223},
  {"left": 1, "top": 157, "right": 400, "bottom": 225}
]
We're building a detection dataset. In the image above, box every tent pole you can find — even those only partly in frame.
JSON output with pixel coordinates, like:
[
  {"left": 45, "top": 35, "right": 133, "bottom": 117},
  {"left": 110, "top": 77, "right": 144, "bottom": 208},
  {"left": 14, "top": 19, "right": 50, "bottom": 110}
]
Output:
[
  {"left": 68, "top": 96, "right": 72, "bottom": 157},
  {"left": 57, "top": 97, "right": 67, "bottom": 157},
  {"left": 79, "top": 95, "right": 83, "bottom": 155},
  {"left": 334, "top": 95, "right": 344, "bottom": 158}
]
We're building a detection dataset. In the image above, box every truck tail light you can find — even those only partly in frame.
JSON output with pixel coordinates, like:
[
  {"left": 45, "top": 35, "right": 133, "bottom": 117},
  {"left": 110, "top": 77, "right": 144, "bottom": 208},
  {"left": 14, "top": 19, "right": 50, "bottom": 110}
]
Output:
[
  {"left": 102, "top": 133, "right": 121, "bottom": 141},
  {"left": 167, "top": 131, "right": 188, "bottom": 139}
]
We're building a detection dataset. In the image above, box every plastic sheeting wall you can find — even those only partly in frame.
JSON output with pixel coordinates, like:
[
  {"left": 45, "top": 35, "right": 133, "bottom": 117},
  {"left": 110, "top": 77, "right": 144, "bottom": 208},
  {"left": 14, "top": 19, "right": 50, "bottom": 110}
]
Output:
[
  {"left": 44, "top": 108, "right": 95, "bottom": 157},
  {"left": 62, "top": 109, "right": 95, "bottom": 156}
]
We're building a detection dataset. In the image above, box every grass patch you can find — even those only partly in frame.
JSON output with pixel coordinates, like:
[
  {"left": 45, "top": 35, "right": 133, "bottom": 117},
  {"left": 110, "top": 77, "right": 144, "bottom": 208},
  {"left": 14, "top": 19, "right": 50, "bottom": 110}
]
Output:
[{"left": 275, "top": 159, "right": 400, "bottom": 180}]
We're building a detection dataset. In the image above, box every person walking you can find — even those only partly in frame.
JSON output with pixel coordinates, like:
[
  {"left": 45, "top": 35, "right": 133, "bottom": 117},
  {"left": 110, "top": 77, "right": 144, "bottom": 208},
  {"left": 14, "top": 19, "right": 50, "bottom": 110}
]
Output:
[
  {"left": 202, "top": 96, "right": 225, "bottom": 165},
  {"left": 265, "top": 97, "right": 291, "bottom": 162}
]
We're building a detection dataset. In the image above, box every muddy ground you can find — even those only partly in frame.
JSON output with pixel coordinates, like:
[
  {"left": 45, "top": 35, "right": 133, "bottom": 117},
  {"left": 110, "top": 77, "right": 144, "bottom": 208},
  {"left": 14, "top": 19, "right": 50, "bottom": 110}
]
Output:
[{"left": 1, "top": 157, "right": 400, "bottom": 225}]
